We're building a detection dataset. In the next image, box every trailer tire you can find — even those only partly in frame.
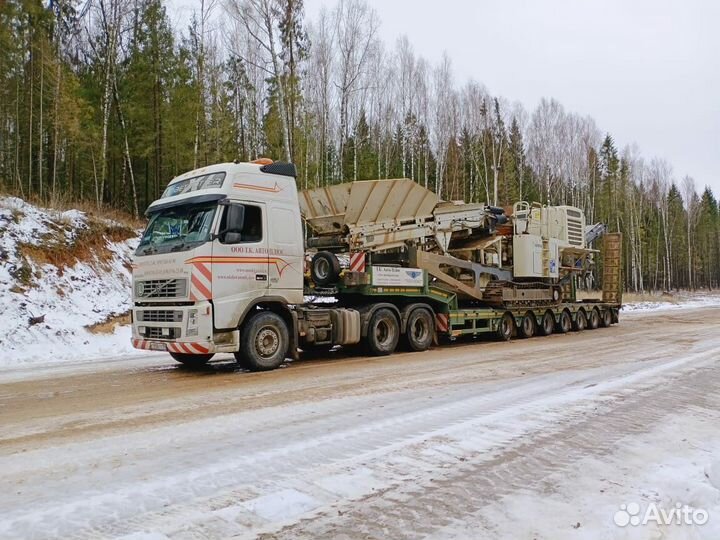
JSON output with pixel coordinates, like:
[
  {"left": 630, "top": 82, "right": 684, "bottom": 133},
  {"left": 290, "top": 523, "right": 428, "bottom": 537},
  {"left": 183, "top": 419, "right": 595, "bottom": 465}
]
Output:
[
  {"left": 170, "top": 352, "right": 214, "bottom": 367},
  {"left": 311, "top": 251, "right": 341, "bottom": 286},
  {"left": 365, "top": 308, "right": 400, "bottom": 356},
  {"left": 588, "top": 308, "right": 600, "bottom": 329},
  {"left": 518, "top": 312, "right": 536, "bottom": 338},
  {"left": 237, "top": 311, "right": 289, "bottom": 371},
  {"left": 600, "top": 309, "right": 612, "bottom": 328},
  {"left": 495, "top": 312, "right": 515, "bottom": 341},
  {"left": 539, "top": 310, "right": 555, "bottom": 336},
  {"left": 405, "top": 308, "right": 434, "bottom": 352},
  {"left": 557, "top": 310, "right": 572, "bottom": 333},
  {"left": 573, "top": 309, "right": 587, "bottom": 331}
]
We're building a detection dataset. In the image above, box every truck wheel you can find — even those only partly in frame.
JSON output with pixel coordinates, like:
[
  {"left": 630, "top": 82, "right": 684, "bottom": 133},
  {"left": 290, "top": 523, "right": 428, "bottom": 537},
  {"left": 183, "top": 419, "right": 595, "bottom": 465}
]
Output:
[
  {"left": 573, "top": 309, "right": 587, "bottom": 331},
  {"left": 539, "top": 310, "right": 555, "bottom": 336},
  {"left": 405, "top": 308, "right": 434, "bottom": 352},
  {"left": 588, "top": 308, "right": 600, "bottom": 329},
  {"left": 557, "top": 310, "right": 572, "bottom": 333},
  {"left": 311, "top": 251, "right": 341, "bottom": 286},
  {"left": 518, "top": 312, "right": 536, "bottom": 338},
  {"left": 495, "top": 312, "right": 515, "bottom": 341},
  {"left": 170, "top": 352, "right": 214, "bottom": 367},
  {"left": 365, "top": 308, "right": 400, "bottom": 356},
  {"left": 237, "top": 311, "right": 289, "bottom": 371},
  {"left": 600, "top": 309, "right": 612, "bottom": 328}
]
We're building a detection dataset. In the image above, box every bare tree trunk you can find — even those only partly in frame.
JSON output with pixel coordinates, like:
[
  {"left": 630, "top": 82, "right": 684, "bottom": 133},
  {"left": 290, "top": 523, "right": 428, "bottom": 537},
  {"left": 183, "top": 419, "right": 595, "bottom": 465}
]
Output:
[
  {"left": 15, "top": 71, "right": 24, "bottom": 198},
  {"left": 52, "top": 57, "right": 60, "bottom": 202},
  {"left": 113, "top": 78, "right": 139, "bottom": 218},
  {"left": 98, "top": 0, "right": 119, "bottom": 208},
  {"left": 28, "top": 34, "right": 34, "bottom": 197},
  {"left": 38, "top": 43, "right": 44, "bottom": 199}
]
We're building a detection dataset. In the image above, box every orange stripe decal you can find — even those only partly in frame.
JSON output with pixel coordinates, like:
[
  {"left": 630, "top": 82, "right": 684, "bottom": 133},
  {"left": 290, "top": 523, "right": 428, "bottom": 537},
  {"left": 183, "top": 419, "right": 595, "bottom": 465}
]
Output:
[
  {"left": 233, "top": 182, "right": 283, "bottom": 193},
  {"left": 185, "top": 256, "right": 293, "bottom": 277}
]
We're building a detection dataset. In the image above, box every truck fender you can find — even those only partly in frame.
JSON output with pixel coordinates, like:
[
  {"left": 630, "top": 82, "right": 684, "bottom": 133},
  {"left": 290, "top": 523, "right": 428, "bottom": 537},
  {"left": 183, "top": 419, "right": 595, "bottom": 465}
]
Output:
[
  {"left": 399, "top": 303, "right": 435, "bottom": 334},
  {"left": 357, "top": 303, "right": 402, "bottom": 338}
]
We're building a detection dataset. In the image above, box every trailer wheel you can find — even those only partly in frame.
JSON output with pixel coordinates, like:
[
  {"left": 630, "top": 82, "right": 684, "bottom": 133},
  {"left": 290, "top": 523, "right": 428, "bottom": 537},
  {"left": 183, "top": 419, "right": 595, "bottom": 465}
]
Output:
[
  {"left": 539, "top": 310, "right": 555, "bottom": 336},
  {"left": 365, "top": 308, "right": 400, "bottom": 356},
  {"left": 405, "top": 308, "right": 434, "bottom": 352},
  {"left": 311, "top": 251, "right": 341, "bottom": 286},
  {"left": 495, "top": 312, "right": 515, "bottom": 341},
  {"left": 600, "top": 309, "right": 612, "bottom": 328},
  {"left": 170, "top": 352, "right": 214, "bottom": 367},
  {"left": 518, "top": 312, "right": 536, "bottom": 338},
  {"left": 557, "top": 310, "right": 572, "bottom": 333},
  {"left": 588, "top": 308, "right": 600, "bottom": 330},
  {"left": 573, "top": 309, "right": 587, "bottom": 331},
  {"left": 237, "top": 311, "right": 289, "bottom": 371}
]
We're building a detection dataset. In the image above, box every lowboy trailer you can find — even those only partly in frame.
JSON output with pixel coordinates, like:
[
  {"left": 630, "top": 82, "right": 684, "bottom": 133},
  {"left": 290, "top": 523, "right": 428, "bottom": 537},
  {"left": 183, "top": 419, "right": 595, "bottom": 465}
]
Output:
[{"left": 130, "top": 160, "right": 622, "bottom": 371}]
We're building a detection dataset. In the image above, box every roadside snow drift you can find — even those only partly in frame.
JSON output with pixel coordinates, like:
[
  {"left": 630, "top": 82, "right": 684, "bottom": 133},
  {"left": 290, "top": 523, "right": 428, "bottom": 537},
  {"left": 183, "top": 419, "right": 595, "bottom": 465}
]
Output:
[{"left": 0, "top": 196, "right": 144, "bottom": 368}]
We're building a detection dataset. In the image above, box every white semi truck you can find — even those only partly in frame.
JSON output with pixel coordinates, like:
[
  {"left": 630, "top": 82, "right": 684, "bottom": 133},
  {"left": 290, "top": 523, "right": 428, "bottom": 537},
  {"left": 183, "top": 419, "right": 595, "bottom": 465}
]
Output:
[{"left": 131, "top": 159, "right": 622, "bottom": 371}]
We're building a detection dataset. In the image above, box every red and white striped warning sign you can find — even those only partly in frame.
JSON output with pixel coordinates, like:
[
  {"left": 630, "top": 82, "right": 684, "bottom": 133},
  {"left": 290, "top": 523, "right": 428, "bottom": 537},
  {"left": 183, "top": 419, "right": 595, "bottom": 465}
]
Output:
[
  {"left": 435, "top": 313, "right": 449, "bottom": 333},
  {"left": 350, "top": 251, "right": 366, "bottom": 272},
  {"left": 189, "top": 261, "right": 212, "bottom": 301}
]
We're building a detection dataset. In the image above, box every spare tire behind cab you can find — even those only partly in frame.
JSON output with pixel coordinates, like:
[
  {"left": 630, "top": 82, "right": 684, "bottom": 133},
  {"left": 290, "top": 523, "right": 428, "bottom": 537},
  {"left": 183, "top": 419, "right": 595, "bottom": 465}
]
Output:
[{"left": 311, "top": 251, "right": 341, "bottom": 286}]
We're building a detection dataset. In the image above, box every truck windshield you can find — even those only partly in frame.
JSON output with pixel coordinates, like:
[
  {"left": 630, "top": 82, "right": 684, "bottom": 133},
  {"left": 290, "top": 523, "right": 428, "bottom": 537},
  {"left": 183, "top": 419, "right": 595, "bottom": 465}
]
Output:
[{"left": 136, "top": 203, "right": 217, "bottom": 256}]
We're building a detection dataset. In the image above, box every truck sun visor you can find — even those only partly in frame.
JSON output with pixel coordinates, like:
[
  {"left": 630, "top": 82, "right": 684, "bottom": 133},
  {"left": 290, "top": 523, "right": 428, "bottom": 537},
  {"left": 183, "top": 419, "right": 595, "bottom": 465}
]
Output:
[
  {"left": 161, "top": 172, "right": 227, "bottom": 199},
  {"left": 145, "top": 193, "right": 226, "bottom": 216}
]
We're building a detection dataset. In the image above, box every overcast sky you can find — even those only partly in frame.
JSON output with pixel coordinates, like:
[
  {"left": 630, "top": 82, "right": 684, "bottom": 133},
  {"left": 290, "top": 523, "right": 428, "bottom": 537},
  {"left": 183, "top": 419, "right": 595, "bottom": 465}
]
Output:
[{"left": 169, "top": 0, "right": 719, "bottom": 194}]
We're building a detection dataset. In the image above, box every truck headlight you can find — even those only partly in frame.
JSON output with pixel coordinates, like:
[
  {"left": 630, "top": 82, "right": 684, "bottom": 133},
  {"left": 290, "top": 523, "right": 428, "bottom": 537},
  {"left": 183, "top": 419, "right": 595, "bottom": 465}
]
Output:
[
  {"left": 186, "top": 309, "right": 199, "bottom": 336},
  {"left": 135, "top": 282, "right": 145, "bottom": 297}
]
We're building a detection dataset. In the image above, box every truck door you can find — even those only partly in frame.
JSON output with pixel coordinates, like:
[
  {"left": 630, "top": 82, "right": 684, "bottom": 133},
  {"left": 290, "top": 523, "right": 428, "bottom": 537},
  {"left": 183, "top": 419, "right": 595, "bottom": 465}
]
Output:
[{"left": 211, "top": 201, "right": 269, "bottom": 329}]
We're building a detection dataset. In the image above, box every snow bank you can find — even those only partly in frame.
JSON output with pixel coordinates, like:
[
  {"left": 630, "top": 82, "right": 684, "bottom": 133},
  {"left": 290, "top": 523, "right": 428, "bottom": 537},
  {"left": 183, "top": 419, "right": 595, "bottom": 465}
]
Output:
[
  {"left": 622, "top": 293, "right": 720, "bottom": 314},
  {"left": 0, "top": 196, "right": 150, "bottom": 368}
]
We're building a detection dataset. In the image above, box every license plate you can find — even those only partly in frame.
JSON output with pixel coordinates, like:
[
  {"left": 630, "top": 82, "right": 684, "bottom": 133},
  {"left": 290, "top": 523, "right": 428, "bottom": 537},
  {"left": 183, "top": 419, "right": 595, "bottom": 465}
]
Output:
[{"left": 149, "top": 342, "right": 167, "bottom": 351}]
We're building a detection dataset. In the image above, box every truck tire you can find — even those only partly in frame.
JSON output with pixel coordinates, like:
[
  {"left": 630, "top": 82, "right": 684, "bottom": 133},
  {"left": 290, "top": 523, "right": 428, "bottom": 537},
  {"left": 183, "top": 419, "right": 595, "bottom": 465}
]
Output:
[
  {"left": 405, "top": 308, "right": 434, "bottom": 352},
  {"left": 539, "top": 310, "right": 555, "bottom": 336},
  {"left": 365, "top": 308, "right": 400, "bottom": 356},
  {"left": 495, "top": 312, "right": 515, "bottom": 341},
  {"left": 588, "top": 308, "right": 600, "bottom": 329},
  {"left": 518, "top": 312, "right": 536, "bottom": 338},
  {"left": 311, "top": 251, "right": 341, "bottom": 286},
  {"left": 557, "top": 310, "right": 572, "bottom": 333},
  {"left": 169, "top": 352, "right": 214, "bottom": 367},
  {"left": 237, "top": 311, "right": 289, "bottom": 371},
  {"left": 573, "top": 309, "right": 587, "bottom": 331},
  {"left": 600, "top": 309, "right": 612, "bottom": 328}
]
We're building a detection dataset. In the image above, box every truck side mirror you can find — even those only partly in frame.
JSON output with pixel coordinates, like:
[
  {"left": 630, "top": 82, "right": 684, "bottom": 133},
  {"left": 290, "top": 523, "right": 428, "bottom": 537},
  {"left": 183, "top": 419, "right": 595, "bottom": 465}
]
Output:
[
  {"left": 217, "top": 204, "right": 245, "bottom": 243},
  {"left": 224, "top": 204, "right": 245, "bottom": 233}
]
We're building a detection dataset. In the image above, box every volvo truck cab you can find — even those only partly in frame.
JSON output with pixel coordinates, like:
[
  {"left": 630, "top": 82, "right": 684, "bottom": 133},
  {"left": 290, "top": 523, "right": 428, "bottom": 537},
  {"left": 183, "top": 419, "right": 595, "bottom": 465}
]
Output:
[{"left": 131, "top": 160, "right": 305, "bottom": 368}]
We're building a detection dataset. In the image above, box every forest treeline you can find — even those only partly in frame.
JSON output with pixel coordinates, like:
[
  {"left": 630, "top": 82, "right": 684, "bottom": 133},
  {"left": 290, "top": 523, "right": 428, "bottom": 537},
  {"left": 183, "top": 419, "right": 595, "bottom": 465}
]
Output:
[{"left": 1, "top": 0, "right": 718, "bottom": 291}]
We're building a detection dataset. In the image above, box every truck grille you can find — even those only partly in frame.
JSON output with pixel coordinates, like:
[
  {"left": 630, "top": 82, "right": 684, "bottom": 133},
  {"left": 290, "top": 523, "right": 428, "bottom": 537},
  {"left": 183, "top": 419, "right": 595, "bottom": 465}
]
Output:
[
  {"left": 138, "top": 310, "right": 183, "bottom": 323},
  {"left": 136, "top": 279, "right": 188, "bottom": 299},
  {"left": 143, "top": 327, "right": 180, "bottom": 339}
]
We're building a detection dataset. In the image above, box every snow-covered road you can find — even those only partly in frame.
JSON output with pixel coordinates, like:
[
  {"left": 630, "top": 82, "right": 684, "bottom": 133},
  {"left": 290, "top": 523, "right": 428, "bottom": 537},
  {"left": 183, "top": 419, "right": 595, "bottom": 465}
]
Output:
[{"left": 1, "top": 306, "right": 719, "bottom": 539}]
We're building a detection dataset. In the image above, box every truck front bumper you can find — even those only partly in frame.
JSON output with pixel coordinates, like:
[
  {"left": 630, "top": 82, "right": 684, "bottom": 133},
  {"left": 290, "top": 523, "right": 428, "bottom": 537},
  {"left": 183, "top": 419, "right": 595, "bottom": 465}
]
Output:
[{"left": 130, "top": 301, "right": 239, "bottom": 355}]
